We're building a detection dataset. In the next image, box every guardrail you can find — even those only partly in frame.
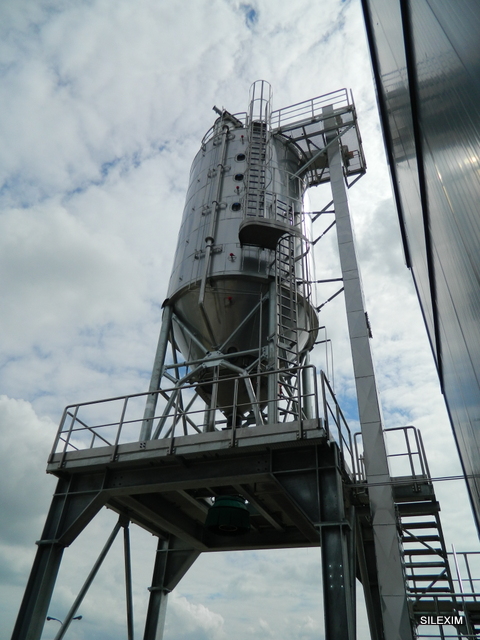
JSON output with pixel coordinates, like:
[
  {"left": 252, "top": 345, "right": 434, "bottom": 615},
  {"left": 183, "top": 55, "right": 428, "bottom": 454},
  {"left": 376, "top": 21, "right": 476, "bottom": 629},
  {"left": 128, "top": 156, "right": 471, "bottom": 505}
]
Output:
[
  {"left": 270, "top": 88, "right": 350, "bottom": 131},
  {"left": 320, "top": 371, "right": 358, "bottom": 479},
  {"left": 49, "top": 366, "right": 358, "bottom": 480},
  {"left": 354, "top": 425, "right": 431, "bottom": 482}
]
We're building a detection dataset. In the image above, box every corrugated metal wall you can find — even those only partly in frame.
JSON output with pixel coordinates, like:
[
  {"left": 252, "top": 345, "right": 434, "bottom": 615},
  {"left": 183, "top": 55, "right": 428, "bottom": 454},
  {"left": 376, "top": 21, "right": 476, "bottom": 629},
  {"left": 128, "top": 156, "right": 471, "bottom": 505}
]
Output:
[{"left": 362, "top": 0, "right": 480, "bottom": 533}]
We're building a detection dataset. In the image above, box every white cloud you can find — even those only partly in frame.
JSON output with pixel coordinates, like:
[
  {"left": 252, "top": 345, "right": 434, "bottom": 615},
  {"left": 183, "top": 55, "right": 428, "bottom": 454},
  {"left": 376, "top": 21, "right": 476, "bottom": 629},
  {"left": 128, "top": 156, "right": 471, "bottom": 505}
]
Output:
[
  {"left": 258, "top": 617, "right": 275, "bottom": 636},
  {"left": 0, "top": 204, "right": 145, "bottom": 346},
  {"left": 166, "top": 592, "right": 227, "bottom": 640},
  {"left": 0, "top": 396, "right": 57, "bottom": 630}
]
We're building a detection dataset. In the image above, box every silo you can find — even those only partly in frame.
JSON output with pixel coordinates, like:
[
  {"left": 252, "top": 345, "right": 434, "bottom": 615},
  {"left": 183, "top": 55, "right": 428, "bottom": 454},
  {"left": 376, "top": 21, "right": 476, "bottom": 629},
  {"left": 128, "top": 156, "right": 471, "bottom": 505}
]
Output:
[{"left": 166, "top": 81, "right": 318, "bottom": 422}]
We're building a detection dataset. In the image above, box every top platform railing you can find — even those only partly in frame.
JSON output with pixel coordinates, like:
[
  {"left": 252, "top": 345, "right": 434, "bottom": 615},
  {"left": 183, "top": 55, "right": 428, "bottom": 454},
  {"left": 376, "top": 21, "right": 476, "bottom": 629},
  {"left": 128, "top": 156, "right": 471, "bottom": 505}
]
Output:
[
  {"left": 270, "top": 88, "right": 351, "bottom": 131},
  {"left": 201, "top": 88, "right": 354, "bottom": 145}
]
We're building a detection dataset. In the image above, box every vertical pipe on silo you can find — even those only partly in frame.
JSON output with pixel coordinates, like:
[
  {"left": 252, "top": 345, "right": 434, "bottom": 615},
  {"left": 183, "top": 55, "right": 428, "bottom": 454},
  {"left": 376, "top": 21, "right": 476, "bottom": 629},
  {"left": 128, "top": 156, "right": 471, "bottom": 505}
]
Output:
[{"left": 198, "top": 123, "right": 230, "bottom": 347}]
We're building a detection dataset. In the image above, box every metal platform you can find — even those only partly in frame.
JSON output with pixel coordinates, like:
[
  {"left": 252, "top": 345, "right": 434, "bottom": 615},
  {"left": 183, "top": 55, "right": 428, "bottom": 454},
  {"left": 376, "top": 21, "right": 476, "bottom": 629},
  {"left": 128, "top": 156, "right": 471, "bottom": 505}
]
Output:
[
  {"left": 44, "top": 368, "right": 357, "bottom": 554},
  {"left": 12, "top": 371, "right": 360, "bottom": 640},
  {"left": 46, "top": 422, "right": 344, "bottom": 553}
]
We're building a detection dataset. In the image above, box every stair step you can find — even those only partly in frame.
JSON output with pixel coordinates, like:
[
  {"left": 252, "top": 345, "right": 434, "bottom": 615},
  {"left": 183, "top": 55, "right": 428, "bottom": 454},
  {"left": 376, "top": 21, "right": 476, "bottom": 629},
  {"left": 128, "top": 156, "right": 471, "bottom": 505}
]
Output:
[
  {"left": 401, "top": 521, "right": 439, "bottom": 530},
  {"left": 405, "top": 562, "right": 446, "bottom": 568},
  {"left": 397, "top": 501, "right": 440, "bottom": 516},
  {"left": 405, "top": 574, "right": 449, "bottom": 582},
  {"left": 402, "top": 535, "right": 441, "bottom": 542},
  {"left": 404, "top": 548, "right": 445, "bottom": 556},
  {"left": 408, "top": 587, "right": 452, "bottom": 593}
]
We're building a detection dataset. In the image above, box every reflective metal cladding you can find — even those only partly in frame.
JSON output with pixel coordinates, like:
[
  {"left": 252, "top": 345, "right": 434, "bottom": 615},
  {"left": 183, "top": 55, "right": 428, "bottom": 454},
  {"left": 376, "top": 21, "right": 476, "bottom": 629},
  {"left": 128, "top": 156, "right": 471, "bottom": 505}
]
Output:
[{"left": 362, "top": 0, "right": 480, "bottom": 531}]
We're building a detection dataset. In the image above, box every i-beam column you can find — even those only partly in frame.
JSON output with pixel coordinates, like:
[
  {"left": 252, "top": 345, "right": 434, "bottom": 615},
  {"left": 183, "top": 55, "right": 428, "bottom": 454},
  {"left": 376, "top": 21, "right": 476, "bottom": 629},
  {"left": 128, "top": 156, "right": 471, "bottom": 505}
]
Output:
[
  {"left": 143, "top": 535, "right": 200, "bottom": 640},
  {"left": 324, "top": 105, "right": 413, "bottom": 640}
]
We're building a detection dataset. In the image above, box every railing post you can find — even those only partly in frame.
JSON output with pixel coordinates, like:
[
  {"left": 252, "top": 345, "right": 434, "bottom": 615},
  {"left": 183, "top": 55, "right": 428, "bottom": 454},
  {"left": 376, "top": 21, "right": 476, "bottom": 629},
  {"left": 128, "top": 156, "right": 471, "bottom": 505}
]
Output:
[
  {"left": 50, "top": 407, "right": 69, "bottom": 460},
  {"left": 230, "top": 377, "right": 239, "bottom": 448}
]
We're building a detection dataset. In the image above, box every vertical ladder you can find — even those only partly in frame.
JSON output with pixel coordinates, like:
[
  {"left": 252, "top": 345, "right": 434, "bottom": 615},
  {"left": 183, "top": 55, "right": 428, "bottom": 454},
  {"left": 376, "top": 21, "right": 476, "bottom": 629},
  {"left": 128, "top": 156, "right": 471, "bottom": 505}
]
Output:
[
  {"left": 245, "top": 120, "right": 267, "bottom": 218},
  {"left": 272, "top": 234, "right": 304, "bottom": 424},
  {"left": 275, "top": 235, "right": 299, "bottom": 371}
]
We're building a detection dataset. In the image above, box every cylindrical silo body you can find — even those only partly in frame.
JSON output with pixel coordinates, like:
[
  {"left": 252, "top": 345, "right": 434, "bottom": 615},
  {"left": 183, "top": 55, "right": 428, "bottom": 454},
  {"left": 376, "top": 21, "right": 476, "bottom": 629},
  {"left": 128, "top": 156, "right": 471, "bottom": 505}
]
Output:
[{"left": 166, "top": 82, "right": 318, "bottom": 416}]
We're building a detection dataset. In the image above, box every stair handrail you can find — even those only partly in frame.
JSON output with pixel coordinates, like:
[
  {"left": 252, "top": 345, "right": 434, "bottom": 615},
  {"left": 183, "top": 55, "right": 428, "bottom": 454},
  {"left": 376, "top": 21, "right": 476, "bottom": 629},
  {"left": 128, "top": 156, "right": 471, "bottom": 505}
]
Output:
[
  {"left": 320, "top": 370, "right": 358, "bottom": 480},
  {"left": 384, "top": 425, "right": 432, "bottom": 480}
]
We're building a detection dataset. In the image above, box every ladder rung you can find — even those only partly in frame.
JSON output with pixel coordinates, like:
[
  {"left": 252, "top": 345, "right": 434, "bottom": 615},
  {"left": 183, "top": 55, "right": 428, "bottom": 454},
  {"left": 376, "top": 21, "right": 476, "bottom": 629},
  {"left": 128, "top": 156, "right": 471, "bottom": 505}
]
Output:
[
  {"left": 278, "top": 347, "right": 297, "bottom": 355},
  {"left": 278, "top": 378, "right": 296, "bottom": 387}
]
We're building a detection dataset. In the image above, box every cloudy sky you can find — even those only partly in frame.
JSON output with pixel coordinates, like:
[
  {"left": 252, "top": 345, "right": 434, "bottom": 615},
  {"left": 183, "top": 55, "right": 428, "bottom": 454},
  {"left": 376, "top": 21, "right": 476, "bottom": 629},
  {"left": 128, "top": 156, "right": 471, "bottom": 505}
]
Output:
[{"left": 1, "top": 1, "right": 479, "bottom": 639}]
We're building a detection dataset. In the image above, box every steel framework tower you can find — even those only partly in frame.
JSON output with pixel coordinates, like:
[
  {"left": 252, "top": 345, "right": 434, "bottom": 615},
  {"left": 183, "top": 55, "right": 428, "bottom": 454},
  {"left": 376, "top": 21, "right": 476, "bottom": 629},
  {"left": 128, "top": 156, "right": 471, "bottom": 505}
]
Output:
[{"left": 11, "top": 82, "right": 477, "bottom": 640}]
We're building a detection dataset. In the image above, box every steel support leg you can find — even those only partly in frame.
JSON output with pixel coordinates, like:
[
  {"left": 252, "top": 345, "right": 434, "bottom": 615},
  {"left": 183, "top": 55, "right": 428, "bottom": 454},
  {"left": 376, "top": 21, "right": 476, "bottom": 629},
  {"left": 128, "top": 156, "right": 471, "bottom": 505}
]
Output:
[
  {"left": 355, "top": 510, "right": 384, "bottom": 640},
  {"left": 52, "top": 519, "right": 123, "bottom": 640},
  {"left": 325, "top": 106, "right": 413, "bottom": 639},
  {"left": 11, "top": 478, "right": 105, "bottom": 640},
  {"left": 143, "top": 536, "right": 200, "bottom": 640},
  {"left": 124, "top": 522, "right": 135, "bottom": 640},
  {"left": 11, "top": 542, "right": 64, "bottom": 640},
  {"left": 319, "top": 446, "right": 356, "bottom": 640},
  {"left": 267, "top": 281, "right": 278, "bottom": 424},
  {"left": 141, "top": 304, "right": 173, "bottom": 441}
]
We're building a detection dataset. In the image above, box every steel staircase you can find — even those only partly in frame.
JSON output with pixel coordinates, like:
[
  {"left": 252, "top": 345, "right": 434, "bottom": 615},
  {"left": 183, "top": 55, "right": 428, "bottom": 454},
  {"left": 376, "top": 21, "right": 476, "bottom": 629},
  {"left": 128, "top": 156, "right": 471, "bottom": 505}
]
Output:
[
  {"left": 395, "top": 475, "right": 479, "bottom": 638},
  {"left": 356, "top": 426, "right": 480, "bottom": 638},
  {"left": 394, "top": 479, "right": 453, "bottom": 599}
]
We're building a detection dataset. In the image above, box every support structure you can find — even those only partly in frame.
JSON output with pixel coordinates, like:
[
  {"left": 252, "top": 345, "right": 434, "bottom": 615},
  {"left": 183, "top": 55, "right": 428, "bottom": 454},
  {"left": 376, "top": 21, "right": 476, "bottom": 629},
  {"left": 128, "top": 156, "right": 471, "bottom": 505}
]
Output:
[
  {"left": 13, "top": 84, "right": 475, "bottom": 640},
  {"left": 325, "top": 106, "right": 414, "bottom": 639},
  {"left": 319, "top": 445, "right": 357, "bottom": 639},
  {"left": 13, "top": 396, "right": 360, "bottom": 640},
  {"left": 143, "top": 536, "right": 200, "bottom": 640}
]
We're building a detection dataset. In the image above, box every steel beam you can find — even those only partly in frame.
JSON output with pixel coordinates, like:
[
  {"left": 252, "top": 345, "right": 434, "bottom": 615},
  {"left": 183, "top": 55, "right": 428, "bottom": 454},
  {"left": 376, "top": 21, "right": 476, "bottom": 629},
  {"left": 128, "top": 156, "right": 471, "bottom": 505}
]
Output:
[
  {"left": 355, "top": 507, "right": 384, "bottom": 640},
  {"left": 141, "top": 305, "right": 173, "bottom": 441},
  {"left": 143, "top": 536, "right": 200, "bottom": 640},
  {"left": 233, "top": 484, "right": 286, "bottom": 532},
  {"left": 52, "top": 519, "right": 123, "bottom": 640},
  {"left": 11, "top": 478, "right": 106, "bottom": 640},
  {"left": 124, "top": 523, "right": 135, "bottom": 640},
  {"left": 318, "top": 445, "right": 356, "bottom": 640},
  {"left": 11, "top": 542, "right": 64, "bottom": 640},
  {"left": 116, "top": 494, "right": 208, "bottom": 551},
  {"left": 325, "top": 105, "right": 413, "bottom": 639}
]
